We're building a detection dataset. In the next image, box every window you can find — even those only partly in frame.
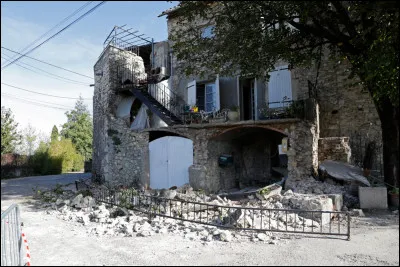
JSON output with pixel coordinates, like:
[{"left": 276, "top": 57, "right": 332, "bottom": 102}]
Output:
[
  {"left": 201, "top": 25, "right": 215, "bottom": 38},
  {"left": 205, "top": 83, "right": 216, "bottom": 112},
  {"left": 268, "top": 66, "right": 292, "bottom": 108}
]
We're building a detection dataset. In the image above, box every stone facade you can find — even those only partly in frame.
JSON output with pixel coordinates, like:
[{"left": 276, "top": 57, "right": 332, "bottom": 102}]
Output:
[
  {"left": 291, "top": 51, "right": 382, "bottom": 168},
  {"left": 318, "top": 137, "right": 351, "bottom": 164},
  {"left": 92, "top": 46, "right": 149, "bottom": 187},
  {"left": 139, "top": 116, "right": 319, "bottom": 193},
  {"left": 92, "top": 45, "right": 320, "bottom": 193},
  {"left": 92, "top": 10, "right": 383, "bottom": 194},
  {"left": 165, "top": 11, "right": 382, "bottom": 170}
]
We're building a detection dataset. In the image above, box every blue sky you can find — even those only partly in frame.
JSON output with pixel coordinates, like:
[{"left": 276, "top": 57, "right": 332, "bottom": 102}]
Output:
[{"left": 1, "top": 1, "right": 177, "bottom": 140}]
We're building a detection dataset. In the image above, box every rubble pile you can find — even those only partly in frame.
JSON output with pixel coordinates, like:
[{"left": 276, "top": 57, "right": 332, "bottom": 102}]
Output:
[
  {"left": 287, "top": 176, "right": 360, "bottom": 209},
  {"left": 37, "top": 179, "right": 355, "bottom": 244}
]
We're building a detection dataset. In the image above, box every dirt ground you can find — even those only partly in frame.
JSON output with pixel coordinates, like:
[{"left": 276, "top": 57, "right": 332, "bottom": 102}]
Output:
[{"left": 1, "top": 174, "right": 399, "bottom": 266}]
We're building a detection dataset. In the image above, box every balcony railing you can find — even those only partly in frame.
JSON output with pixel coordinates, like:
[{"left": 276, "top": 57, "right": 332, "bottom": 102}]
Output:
[{"left": 259, "top": 99, "right": 306, "bottom": 120}]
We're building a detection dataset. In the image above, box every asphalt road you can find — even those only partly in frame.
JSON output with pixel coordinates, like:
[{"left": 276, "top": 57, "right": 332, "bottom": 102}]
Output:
[{"left": 1, "top": 172, "right": 91, "bottom": 202}]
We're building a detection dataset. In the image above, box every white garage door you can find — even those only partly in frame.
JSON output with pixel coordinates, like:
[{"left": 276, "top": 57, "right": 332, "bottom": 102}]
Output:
[{"left": 149, "top": 136, "right": 193, "bottom": 189}]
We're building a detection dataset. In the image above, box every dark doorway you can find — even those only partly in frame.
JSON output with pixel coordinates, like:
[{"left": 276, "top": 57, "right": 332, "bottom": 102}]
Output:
[
  {"left": 241, "top": 78, "right": 254, "bottom": 120},
  {"left": 196, "top": 84, "right": 205, "bottom": 111}
]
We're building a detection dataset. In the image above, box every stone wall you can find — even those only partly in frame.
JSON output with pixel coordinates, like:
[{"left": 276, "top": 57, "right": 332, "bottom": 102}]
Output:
[
  {"left": 92, "top": 45, "right": 149, "bottom": 187},
  {"left": 93, "top": 56, "right": 318, "bottom": 193},
  {"left": 147, "top": 118, "right": 319, "bottom": 193},
  {"left": 166, "top": 12, "right": 382, "bottom": 169},
  {"left": 291, "top": 50, "right": 382, "bottom": 167},
  {"left": 318, "top": 137, "right": 351, "bottom": 163}
]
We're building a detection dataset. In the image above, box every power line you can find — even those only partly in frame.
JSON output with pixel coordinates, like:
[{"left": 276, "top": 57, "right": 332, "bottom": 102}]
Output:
[
  {"left": 1, "top": 92, "right": 75, "bottom": 109},
  {"left": 1, "top": 46, "right": 94, "bottom": 80},
  {"left": 1, "top": 82, "right": 93, "bottom": 100},
  {"left": 2, "top": 1, "right": 94, "bottom": 67},
  {"left": 1, "top": 54, "right": 90, "bottom": 86},
  {"left": 1, "top": 93, "right": 72, "bottom": 111},
  {"left": 1, "top": 53, "right": 90, "bottom": 85},
  {"left": 1, "top": 1, "right": 106, "bottom": 70}
]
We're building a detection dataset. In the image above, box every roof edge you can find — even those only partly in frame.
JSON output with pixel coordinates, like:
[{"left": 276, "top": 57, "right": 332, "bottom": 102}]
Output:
[{"left": 158, "top": 5, "right": 181, "bottom": 17}]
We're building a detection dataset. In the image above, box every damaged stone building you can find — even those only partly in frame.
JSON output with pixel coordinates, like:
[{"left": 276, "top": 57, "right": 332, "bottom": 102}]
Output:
[{"left": 92, "top": 6, "right": 382, "bottom": 195}]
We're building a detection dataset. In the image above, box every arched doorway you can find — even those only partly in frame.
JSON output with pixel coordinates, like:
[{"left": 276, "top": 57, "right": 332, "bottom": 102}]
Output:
[{"left": 209, "top": 126, "right": 288, "bottom": 190}]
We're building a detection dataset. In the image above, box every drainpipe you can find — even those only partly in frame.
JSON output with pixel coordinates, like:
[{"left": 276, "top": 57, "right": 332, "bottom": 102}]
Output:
[{"left": 151, "top": 38, "right": 155, "bottom": 69}]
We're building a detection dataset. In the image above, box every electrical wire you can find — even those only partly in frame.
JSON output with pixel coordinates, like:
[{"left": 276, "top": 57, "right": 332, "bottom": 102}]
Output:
[
  {"left": 1, "top": 46, "right": 94, "bottom": 80},
  {"left": 1, "top": 1, "right": 94, "bottom": 67},
  {"left": 1, "top": 82, "right": 92, "bottom": 100},
  {"left": 1, "top": 1, "right": 106, "bottom": 70},
  {"left": 1, "top": 92, "right": 75, "bottom": 109},
  {"left": 1, "top": 93, "right": 73, "bottom": 111},
  {"left": 1, "top": 54, "right": 90, "bottom": 86}
]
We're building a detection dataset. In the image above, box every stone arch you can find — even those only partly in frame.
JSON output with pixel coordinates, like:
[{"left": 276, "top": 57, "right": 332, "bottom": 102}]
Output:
[
  {"left": 206, "top": 125, "right": 289, "bottom": 191},
  {"left": 115, "top": 96, "right": 143, "bottom": 127},
  {"left": 210, "top": 125, "right": 289, "bottom": 140},
  {"left": 145, "top": 129, "right": 192, "bottom": 142}
]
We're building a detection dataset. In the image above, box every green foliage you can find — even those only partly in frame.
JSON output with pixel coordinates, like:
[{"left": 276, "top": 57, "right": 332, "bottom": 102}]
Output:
[
  {"left": 51, "top": 125, "right": 59, "bottom": 142},
  {"left": 20, "top": 123, "right": 38, "bottom": 156},
  {"left": 1, "top": 106, "right": 21, "bottom": 154},
  {"left": 389, "top": 187, "right": 399, "bottom": 195},
  {"left": 285, "top": 100, "right": 305, "bottom": 119},
  {"left": 48, "top": 138, "right": 84, "bottom": 173},
  {"left": 60, "top": 96, "right": 93, "bottom": 161},
  {"left": 171, "top": 1, "right": 399, "bottom": 107},
  {"left": 259, "top": 187, "right": 271, "bottom": 196},
  {"left": 31, "top": 138, "right": 83, "bottom": 175},
  {"left": 31, "top": 141, "right": 50, "bottom": 174},
  {"left": 119, "top": 187, "right": 138, "bottom": 209},
  {"left": 171, "top": 1, "right": 399, "bottom": 187}
]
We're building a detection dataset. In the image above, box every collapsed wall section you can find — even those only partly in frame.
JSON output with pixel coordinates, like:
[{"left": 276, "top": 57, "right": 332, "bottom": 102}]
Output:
[{"left": 92, "top": 45, "right": 149, "bottom": 187}]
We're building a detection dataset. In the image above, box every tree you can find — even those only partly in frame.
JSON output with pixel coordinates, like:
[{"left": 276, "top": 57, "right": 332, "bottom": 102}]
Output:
[
  {"left": 60, "top": 96, "right": 93, "bottom": 160},
  {"left": 1, "top": 106, "right": 21, "bottom": 154},
  {"left": 51, "top": 125, "right": 59, "bottom": 142},
  {"left": 170, "top": 1, "right": 399, "bottom": 188},
  {"left": 31, "top": 141, "right": 50, "bottom": 175},
  {"left": 47, "top": 138, "right": 83, "bottom": 173},
  {"left": 19, "top": 123, "right": 38, "bottom": 156}
]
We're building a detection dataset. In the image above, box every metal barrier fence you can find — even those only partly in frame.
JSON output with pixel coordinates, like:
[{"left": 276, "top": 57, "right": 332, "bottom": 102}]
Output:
[
  {"left": 89, "top": 185, "right": 350, "bottom": 240},
  {"left": 1, "top": 204, "right": 23, "bottom": 266}
]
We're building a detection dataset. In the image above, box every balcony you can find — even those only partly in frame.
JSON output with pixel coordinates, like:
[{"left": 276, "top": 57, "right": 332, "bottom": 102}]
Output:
[{"left": 258, "top": 99, "right": 307, "bottom": 121}]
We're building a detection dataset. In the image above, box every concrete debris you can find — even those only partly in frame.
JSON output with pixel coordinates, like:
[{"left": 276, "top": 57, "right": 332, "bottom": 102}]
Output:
[
  {"left": 258, "top": 184, "right": 282, "bottom": 200},
  {"left": 219, "top": 230, "right": 232, "bottom": 242},
  {"left": 350, "top": 209, "right": 365, "bottom": 217},
  {"left": 256, "top": 233, "right": 269, "bottom": 241},
  {"left": 71, "top": 194, "right": 83, "bottom": 207},
  {"left": 286, "top": 176, "right": 359, "bottom": 209},
  {"left": 319, "top": 160, "right": 371, "bottom": 187},
  {"left": 40, "top": 179, "right": 355, "bottom": 243}
]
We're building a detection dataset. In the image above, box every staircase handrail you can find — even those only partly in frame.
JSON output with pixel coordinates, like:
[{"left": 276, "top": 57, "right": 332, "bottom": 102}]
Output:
[{"left": 147, "top": 81, "right": 187, "bottom": 122}]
